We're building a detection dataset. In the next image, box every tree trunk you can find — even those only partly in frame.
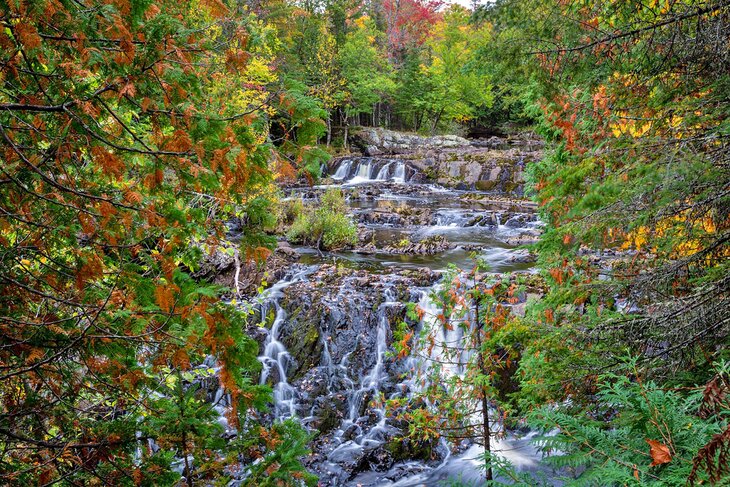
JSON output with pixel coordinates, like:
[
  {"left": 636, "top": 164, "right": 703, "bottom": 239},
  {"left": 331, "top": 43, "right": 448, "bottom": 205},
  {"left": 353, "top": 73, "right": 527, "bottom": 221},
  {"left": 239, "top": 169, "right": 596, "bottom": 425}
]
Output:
[
  {"left": 474, "top": 298, "right": 493, "bottom": 482},
  {"left": 343, "top": 110, "right": 349, "bottom": 150},
  {"left": 326, "top": 114, "right": 331, "bottom": 146},
  {"left": 431, "top": 107, "right": 444, "bottom": 135}
]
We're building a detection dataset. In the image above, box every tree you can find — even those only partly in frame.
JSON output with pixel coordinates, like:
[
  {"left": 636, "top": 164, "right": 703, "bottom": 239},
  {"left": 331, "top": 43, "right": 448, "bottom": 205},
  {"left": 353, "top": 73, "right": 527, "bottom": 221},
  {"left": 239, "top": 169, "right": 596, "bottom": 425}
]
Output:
[
  {"left": 339, "top": 15, "right": 396, "bottom": 130},
  {"left": 390, "top": 263, "right": 529, "bottom": 482},
  {"left": 530, "top": 360, "right": 730, "bottom": 485},
  {"left": 0, "top": 0, "right": 310, "bottom": 483},
  {"left": 418, "top": 5, "right": 493, "bottom": 133},
  {"left": 382, "top": 0, "right": 443, "bottom": 61},
  {"left": 515, "top": 0, "right": 730, "bottom": 401}
]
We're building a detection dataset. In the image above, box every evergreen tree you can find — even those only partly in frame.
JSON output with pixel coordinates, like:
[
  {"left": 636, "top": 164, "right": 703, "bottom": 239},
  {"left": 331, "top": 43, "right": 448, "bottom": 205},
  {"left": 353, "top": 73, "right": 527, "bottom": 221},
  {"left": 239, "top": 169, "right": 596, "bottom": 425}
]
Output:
[{"left": 0, "top": 0, "right": 312, "bottom": 483}]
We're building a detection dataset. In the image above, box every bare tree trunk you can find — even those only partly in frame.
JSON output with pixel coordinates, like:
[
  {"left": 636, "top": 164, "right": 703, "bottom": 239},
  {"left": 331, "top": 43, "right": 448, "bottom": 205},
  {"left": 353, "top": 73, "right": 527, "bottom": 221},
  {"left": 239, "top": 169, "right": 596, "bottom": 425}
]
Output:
[
  {"left": 431, "top": 107, "right": 444, "bottom": 135},
  {"left": 326, "top": 114, "right": 332, "bottom": 146},
  {"left": 474, "top": 298, "right": 493, "bottom": 482},
  {"left": 233, "top": 248, "right": 241, "bottom": 296}
]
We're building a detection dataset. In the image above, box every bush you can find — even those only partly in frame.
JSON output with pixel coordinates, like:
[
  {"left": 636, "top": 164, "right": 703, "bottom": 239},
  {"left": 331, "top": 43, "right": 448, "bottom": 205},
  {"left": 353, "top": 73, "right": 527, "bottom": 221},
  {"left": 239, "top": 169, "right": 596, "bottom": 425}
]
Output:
[
  {"left": 286, "top": 188, "right": 358, "bottom": 250},
  {"left": 527, "top": 359, "right": 730, "bottom": 486},
  {"left": 277, "top": 198, "right": 305, "bottom": 231}
]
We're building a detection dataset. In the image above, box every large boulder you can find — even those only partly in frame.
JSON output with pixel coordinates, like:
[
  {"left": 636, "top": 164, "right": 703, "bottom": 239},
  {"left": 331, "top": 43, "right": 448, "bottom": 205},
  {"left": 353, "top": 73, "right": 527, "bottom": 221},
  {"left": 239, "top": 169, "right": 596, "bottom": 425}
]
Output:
[{"left": 350, "top": 127, "right": 470, "bottom": 156}]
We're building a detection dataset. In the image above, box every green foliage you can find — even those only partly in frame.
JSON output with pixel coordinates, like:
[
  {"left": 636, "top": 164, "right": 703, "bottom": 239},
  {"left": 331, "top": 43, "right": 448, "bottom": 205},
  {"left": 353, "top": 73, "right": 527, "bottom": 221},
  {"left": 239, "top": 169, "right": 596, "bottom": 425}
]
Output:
[
  {"left": 529, "top": 360, "right": 730, "bottom": 486},
  {"left": 339, "top": 16, "right": 396, "bottom": 117},
  {"left": 273, "top": 77, "right": 331, "bottom": 179},
  {"left": 286, "top": 189, "right": 358, "bottom": 250},
  {"left": 232, "top": 420, "right": 317, "bottom": 486},
  {"left": 0, "top": 0, "right": 314, "bottom": 483},
  {"left": 417, "top": 6, "right": 493, "bottom": 133}
]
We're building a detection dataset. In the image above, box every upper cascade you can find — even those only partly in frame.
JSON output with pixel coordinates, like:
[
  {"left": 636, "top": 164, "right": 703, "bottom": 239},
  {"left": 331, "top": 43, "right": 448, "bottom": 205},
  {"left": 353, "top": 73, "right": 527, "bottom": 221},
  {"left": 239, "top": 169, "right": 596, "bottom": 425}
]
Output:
[{"left": 329, "top": 157, "right": 415, "bottom": 184}]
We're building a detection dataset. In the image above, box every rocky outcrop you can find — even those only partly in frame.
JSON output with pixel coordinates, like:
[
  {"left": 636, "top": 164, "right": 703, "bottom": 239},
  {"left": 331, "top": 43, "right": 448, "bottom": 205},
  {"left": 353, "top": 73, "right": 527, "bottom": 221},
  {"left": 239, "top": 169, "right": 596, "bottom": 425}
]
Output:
[
  {"left": 350, "top": 127, "right": 470, "bottom": 156},
  {"left": 358, "top": 235, "right": 452, "bottom": 255},
  {"left": 334, "top": 128, "right": 543, "bottom": 194},
  {"left": 277, "top": 266, "right": 437, "bottom": 384},
  {"left": 191, "top": 239, "right": 298, "bottom": 296},
  {"left": 405, "top": 146, "right": 541, "bottom": 194}
]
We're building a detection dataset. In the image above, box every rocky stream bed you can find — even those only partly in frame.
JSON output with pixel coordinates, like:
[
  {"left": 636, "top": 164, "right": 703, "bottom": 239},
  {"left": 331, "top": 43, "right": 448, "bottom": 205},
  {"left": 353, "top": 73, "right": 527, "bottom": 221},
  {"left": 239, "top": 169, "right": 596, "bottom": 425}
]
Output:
[{"left": 204, "top": 132, "right": 563, "bottom": 485}]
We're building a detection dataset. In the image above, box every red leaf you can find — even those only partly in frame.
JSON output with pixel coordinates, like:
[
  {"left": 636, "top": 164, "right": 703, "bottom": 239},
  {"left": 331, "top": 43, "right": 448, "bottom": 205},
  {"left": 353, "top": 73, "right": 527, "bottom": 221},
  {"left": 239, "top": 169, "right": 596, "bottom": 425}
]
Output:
[{"left": 646, "top": 439, "right": 672, "bottom": 466}]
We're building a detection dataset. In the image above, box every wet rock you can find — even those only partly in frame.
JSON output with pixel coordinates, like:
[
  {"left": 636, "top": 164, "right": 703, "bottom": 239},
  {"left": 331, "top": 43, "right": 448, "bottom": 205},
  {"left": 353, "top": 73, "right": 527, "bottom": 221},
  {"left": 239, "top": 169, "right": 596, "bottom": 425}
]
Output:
[
  {"left": 310, "top": 394, "right": 349, "bottom": 434},
  {"left": 385, "top": 437, "right": 440, "bottom": 463},
  {"left": 277, "top": 297, "right": 324, "bottom": 382},
  {"left": 191, "top": 239, "right": 298, "bottom": 297},
  {"left": 276, "top": 240, "right": 297, "bottom": 257},
  {"left": 504, "top": 213, "right": 538, "bottom": 228},
  {"left": 381, "top": 235, "right": 451, "bottom": 255},
  {"left": 503, "top": 233, "right": 541, "bottom": 246},
  {"left": 508, "top": 249, "right": 537, "bottom": 264}
]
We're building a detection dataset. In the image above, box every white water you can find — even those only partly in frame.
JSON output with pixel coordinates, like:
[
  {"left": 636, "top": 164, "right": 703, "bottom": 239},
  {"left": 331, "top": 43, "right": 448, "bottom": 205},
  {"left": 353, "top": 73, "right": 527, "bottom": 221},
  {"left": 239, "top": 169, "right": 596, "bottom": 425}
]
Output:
[
  {"left": 327, "top": 287, "right": 398, "bottom": 462},
  {"left": 332, "top": 159, "right": 353, "bottom": 180},
  {"left": 257, "top": 267, "right": 314, "bottom": 421},
  {"left": 242, "top": 160, "right": 551, "bottom": 484},
  {"left": 330, "top": 158, "right": 409, "bottom": 185}
]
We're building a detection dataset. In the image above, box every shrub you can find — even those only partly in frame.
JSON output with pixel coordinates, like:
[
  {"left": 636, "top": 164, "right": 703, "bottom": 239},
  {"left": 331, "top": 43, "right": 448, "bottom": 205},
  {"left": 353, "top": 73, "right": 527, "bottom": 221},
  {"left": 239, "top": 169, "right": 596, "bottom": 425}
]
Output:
[
  {"left": 286, "top": 188, "right": 358, "bottom": 250},
  {"left": 277, "top": 198, "right": 305, "bottom": 231}
]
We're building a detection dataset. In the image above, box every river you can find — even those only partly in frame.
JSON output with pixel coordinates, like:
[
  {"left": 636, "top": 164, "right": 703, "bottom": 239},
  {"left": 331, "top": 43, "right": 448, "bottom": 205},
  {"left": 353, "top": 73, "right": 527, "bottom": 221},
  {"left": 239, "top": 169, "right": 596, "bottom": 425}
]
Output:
[{"left": 236, "top": 147, "right": 560, "bottom": 485}]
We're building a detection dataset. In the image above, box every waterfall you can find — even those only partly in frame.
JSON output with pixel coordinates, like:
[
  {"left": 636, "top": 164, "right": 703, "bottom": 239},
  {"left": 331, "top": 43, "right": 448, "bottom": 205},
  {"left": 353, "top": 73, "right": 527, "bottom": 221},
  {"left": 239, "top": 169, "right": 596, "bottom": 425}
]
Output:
[
  {"left": 256, "top": 267, "right": 314, "bottom": 421},
  {"left": 346, "top": 287, "right": 394, "bottom": 429},
  {"left": 325, "top": 287, "right": 398, "bottom": 467},
  {"left": 355, "top": 160, "right": 372, "bottom": 179},
  {"left": 392, "top": 162, "right": 406, "bottom": 183},
  {"left": 332, "top": 159, "right": 353, "bottom": 180},
  {"left": 375, "top": 162, "right": 392, "bottom": 180},
  {"left": 328, "top": 158, "right": 412, "bottom": 184}
]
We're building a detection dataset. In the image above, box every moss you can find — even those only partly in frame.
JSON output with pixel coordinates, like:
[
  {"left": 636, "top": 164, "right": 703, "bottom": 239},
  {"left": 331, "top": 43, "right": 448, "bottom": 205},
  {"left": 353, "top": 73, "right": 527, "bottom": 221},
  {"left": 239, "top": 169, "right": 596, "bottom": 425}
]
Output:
[
  {"left": 281, "top": 305, "right": 323, "bottom": 381},
  {"left": 316, "top": 405, "right": 341, "bottom": 434},
  {"left": 385, "top": 437, "right": 435, "bottom": 462},
  {"left": 475, "top": 180, "right": 499, "bottom": 191}
]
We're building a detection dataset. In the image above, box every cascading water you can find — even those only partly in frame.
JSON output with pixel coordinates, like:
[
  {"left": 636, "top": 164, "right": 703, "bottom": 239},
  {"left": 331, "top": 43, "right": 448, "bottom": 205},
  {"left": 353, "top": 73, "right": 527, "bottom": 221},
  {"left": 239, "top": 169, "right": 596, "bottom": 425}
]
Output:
[
  {"left": 257, "top": 267, "right": 314, "bottom": 420},
  {"left": 327, "top": 286, "right": 397, "bottom": 459},
  {"left": 329, "top": 158, "right": 410, "bottom": 184},
  {"left": 388, "top": 280, "right": 561, "bottom": 487},
  {"left": 392, "top": 162, "right": 406, "bottom": 183},
  {"left": 333, "top": 159, "right": 353, "bottom": 180},
  {"left": 239, "top": 141, "right": 552, "bottom": 484},
  {"left": 375, "top": 162, "right": 393, "bottom": 181}
]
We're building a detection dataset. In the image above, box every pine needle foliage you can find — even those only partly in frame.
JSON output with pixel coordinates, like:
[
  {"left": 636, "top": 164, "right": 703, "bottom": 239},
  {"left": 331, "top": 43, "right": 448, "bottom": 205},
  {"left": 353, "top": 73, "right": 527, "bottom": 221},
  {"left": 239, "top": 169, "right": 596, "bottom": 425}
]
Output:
[{"left": 0, "top": 0, "right": 315, "bottom": 484}]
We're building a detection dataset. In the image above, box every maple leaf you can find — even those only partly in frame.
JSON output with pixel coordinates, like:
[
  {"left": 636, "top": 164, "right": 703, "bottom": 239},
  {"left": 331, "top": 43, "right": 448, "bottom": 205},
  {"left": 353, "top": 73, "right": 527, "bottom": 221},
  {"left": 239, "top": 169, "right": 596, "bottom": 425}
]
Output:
[{"left": 646, "top": 438, "right": 672, "bottom": 466}]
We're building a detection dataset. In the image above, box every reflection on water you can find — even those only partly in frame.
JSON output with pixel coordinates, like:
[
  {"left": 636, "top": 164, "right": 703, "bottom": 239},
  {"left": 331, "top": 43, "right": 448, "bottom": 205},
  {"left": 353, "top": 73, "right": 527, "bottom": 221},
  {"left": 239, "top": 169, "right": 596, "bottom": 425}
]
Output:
[{"left": 296, "top": 245, "right": 535, "bottom": 274}]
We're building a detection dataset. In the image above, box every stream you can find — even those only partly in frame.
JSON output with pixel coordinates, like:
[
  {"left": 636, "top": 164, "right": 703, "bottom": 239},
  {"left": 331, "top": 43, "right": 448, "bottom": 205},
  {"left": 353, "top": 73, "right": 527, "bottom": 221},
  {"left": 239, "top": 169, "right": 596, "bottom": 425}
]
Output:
[{"left": 239, "top": 150, "right": 558, "bottom": 485}]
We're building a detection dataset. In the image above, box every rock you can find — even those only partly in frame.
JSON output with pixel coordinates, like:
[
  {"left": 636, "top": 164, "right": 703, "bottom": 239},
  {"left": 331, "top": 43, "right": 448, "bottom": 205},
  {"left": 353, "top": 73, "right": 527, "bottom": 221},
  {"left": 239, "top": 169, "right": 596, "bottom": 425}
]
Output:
[
  {"left": 504, "top": 233, "right": 541, "bottom": 246},
  {"left": 350, "top": 127, "right": 470, "bottom": 156},
  {"left": 276, "top": 240, "right": 297, "bottom": 257},
  {"left": 310, "top": 394, "right": 348, "bottom": 434},
  {"left": 475, "top": 179, "right": 499, "bottom": 191},
  {"left": 504, "top": 213, "right": 537, "bottom": 228},
  {"left": 508, "top": 248, "right": 537, "bottom": 264},
  {"left": 510, "top": 292, "right": 542, "bottom": 318},
  {"left": 381, "top": 235, "right": 451, "bottom": 255},
  {"left": 191, "top": 239, "right": 297, "bottom": 297}
]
